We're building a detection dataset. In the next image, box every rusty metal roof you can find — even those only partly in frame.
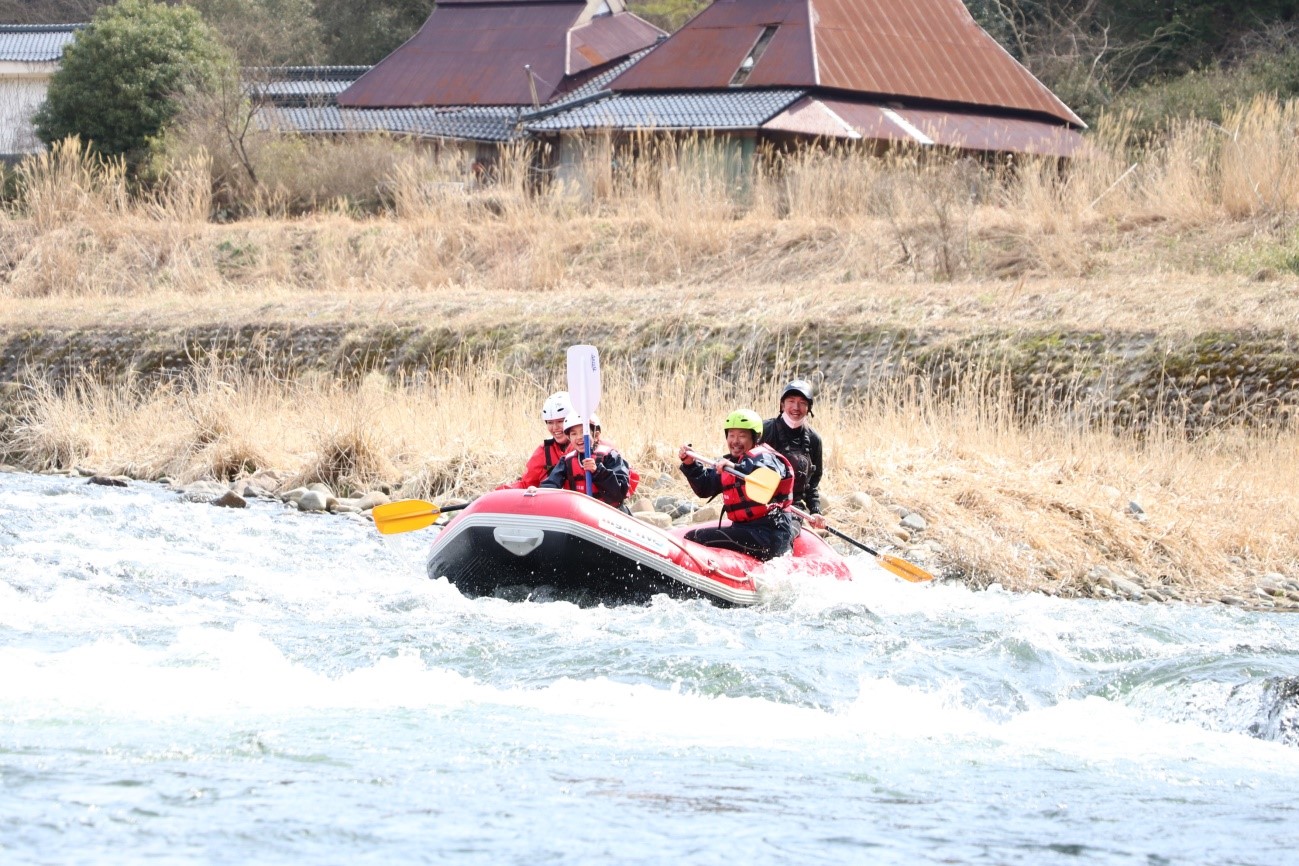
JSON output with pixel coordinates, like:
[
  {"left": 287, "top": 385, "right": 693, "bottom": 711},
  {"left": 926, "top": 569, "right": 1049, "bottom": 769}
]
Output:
[
  {"left": 763, "top": 96, "right": 1083, "bottom": 157},
  {"left": 610, "top": 0, "right": 1082, "bottom": 128},
  {"left": 569, "top": 12, "right": 664, "bottom": 74},
  {"left": 337, "top": 0, "right": 663, "bottom": 108},
  {"left": 887, "top": 105, "right": 1084, "bottom": 156}
]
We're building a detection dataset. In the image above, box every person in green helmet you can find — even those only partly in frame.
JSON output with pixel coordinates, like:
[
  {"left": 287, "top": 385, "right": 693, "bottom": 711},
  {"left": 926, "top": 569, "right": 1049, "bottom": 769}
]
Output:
[{"left": 677, "top": 409, "right": 798, "bottom": 561}]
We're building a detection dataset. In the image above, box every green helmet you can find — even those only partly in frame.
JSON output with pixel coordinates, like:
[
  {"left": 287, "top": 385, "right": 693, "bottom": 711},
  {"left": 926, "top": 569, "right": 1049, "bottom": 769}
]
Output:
[{"left": 723, "top": 409, "right": 763, "bottom": 439}]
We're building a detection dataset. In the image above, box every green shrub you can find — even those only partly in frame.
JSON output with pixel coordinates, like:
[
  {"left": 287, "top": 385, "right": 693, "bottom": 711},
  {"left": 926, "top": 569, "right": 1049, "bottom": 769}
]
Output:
[
  {"left": 33, "top": 0, "right": 234, "bottom": 172},
  {"left": 1111, "top": 46, "right": 1299, "bottom": 137}
]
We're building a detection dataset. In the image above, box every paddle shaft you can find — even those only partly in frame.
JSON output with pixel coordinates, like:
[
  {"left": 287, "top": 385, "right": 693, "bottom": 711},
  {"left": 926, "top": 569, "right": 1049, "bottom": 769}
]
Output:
[
  {"left": 683, "top": 450, "right": 753, "bottom": 478},
  {"left": 682, "top": 450, "right": 778, "bottom": 504},
  {"left": 567, "top": 345, "right": 601, "bottom": 497},
  {"left": 789, "top": 505, "right": 934, "bottom": 582},
  {"left": 789, "top": 505, "right": 880, "bottom": 556}
]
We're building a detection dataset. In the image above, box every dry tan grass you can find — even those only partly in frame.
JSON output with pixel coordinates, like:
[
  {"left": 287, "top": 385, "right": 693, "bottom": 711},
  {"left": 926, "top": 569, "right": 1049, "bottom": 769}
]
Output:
[
  {"left": 5, "top": 100, "right": 1299, "bottom": 306},
  {"left": 3, "top": 358, "right": 1295, "bottom": 600},
  {"left": 5, "top": 102, "right": 1299, "bottom": 600}
]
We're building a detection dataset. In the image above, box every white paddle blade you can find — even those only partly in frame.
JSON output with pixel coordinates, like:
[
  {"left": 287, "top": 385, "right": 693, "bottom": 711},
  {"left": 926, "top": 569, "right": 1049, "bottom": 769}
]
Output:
[{"left": 566, "top": 345, "right": 601, "bottom": 420}]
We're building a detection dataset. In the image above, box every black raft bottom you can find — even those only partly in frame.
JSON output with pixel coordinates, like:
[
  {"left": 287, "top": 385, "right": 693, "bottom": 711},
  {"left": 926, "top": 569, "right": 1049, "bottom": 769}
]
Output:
[{"left": 426, "top": 525, "right": 728, "bottom": 606}]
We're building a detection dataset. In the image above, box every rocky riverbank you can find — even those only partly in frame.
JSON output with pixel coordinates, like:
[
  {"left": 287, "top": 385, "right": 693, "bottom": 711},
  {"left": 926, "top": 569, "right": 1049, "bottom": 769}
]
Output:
[{"left": 17, "top": 464, "right": 1296, "bottom": 613}]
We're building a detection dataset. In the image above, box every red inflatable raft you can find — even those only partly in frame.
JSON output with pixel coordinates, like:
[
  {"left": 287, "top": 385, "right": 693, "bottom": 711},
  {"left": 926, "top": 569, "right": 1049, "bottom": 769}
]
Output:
[{"left": 425, "top": 487, "right": 852, "bottom": 606}]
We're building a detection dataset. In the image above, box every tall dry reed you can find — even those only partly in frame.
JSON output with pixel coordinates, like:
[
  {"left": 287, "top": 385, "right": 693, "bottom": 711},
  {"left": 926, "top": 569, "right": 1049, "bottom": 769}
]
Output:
[
  {"left": 7, "top": 99, "right": 1299, "bottom": 297},
  {"left": 3, "top": 356, "right": 1295, "bottom": 598}
]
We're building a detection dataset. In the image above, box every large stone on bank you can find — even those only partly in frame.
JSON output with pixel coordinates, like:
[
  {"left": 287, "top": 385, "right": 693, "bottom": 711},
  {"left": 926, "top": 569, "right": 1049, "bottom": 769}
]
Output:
[
  {"left": 654, "top": 496, "right": 693, "bottom": 519},
  {"left": 1087, "top": 565, "right": 1147, "bottom": 600},
  {"left": 355, "top": 491, "right": 391, "bottom": 511},
  {"left": 211, "top": 490, "right": 247, "bottom": 509},
  {"left": 1111, "top": 576, "right": 1146, "bottom": 599},
  {"left": 692, "top": 503, "right": 721, "bottom": 524},
  {"left": 181, "top": 480, "right": 231, "bottom": 503},
  {"left": 280, "top": 486, "right": 310, "bottom": 506},
  {"left": 844, "top": 492, "right": 874, "bottom": 510},
  {"left": 238, "top": 482, "right": 275, "bottom": 499},
  {"left": 900, "top": 512, "right": 928, "bottom": 532},
  {"left": 297, "top": 490, "right": 333, "bottom": 513},
  {"left": 629, "top": 497, "right": 653, "bottom": 514},
  {"left": 245, "top": 468, "right": 289, "bottom": 491},
  {"left": 635, "top": 511, "right": 672, "bottom": 529}
]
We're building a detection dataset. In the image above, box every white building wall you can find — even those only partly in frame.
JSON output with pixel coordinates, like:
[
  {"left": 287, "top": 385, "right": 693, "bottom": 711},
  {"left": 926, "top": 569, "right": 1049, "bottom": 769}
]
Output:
[{"left": 0, "top": 61, "right": 56, "bottom": 156}]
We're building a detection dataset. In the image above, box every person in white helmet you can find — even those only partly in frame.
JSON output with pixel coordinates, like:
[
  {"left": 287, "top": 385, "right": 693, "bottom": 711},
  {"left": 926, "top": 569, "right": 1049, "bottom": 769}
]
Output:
[
  {"left": 541, "top": 413, "right": 633, "bottom": 509},
  {"left": 497, "top": 391, "right": 574, "bottom": 490}
]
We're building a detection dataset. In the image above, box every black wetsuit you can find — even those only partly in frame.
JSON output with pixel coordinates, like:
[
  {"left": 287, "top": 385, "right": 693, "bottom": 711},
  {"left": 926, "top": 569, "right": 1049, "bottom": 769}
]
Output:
[{"left": 762, "top": 415, "right": 822, "bottom": 514}]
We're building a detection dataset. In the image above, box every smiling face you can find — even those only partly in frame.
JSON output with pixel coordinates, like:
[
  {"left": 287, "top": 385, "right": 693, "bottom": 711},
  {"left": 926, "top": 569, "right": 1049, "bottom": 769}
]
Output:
[
  {"left": 566, "top": 424, "right": 598, "bottom": 449},
  {"left": 547, "top": 418, "right": 570, "bottom": 447},
  {"left": 725, "top": 428, "right": 755, "bottom": 460},
  {"left": 781, "top": 394, "right": 810, "bottom": 424}
]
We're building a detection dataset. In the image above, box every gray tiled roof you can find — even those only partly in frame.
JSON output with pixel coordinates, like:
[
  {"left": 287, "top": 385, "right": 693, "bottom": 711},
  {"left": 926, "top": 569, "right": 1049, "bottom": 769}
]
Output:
[
  {"left": 523, "top": 88, "right": 807, "bottom": 132},
  {"left": 261, "top": 80, "right": 353, "bottom": 99},
  {"left": 257, "top": 104, "right": 523, "bottom": 142},
  {"left": 0, "top": 24, "right": 81, "bottom": 63},
  {"left": 247, "top": 66, "right": 370, "bottom": 103},
  {"left": 549, "top": 49, "right": 652, "bottom": 107},
  {"left": 414, "top": 106, "right": 522, "bottom": 142}
]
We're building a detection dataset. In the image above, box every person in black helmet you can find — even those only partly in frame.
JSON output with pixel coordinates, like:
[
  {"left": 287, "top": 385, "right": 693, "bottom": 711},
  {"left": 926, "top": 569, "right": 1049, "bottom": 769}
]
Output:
[{"left": 762, "top": 380, "right": 825, "bottom": 528}]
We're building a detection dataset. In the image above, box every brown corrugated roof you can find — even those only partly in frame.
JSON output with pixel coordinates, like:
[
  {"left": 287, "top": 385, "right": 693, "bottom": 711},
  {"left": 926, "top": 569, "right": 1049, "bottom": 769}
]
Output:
[
  {"left": 765, "top": 98, "right": 904, "bottom": 141},
  {"left": 570, "top": 12, "right": 664, "bottom": 74},
  {"left": 763, "top": 96, "right": 1083, "bottom": 156},
  {"left": 611, "top": 0, "right": 1083, "bottom": 128},
  {"left": 338, "top": 0, "right": 663, "bottom": 108},
  {"left": 889, "top": 106, "right": 1084, "bottom": 156}
]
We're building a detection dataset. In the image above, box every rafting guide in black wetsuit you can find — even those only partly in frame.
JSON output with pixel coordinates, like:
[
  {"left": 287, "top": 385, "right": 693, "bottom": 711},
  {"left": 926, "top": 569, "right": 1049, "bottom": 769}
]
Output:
[{"left": 762, "top": 379, "right": 826, "bottom": 530}]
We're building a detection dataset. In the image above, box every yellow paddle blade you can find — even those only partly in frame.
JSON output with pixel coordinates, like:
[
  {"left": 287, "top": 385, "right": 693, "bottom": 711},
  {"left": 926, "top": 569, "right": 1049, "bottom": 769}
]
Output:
[
  {"left": 878, "top": 553, "right": 935, "bottom": 583},
  {"left": 372, "top": 499, "right": 441, "bottom": 535},
  {"left": 741, "top": 466, "right": 781, "bottom": 505}
]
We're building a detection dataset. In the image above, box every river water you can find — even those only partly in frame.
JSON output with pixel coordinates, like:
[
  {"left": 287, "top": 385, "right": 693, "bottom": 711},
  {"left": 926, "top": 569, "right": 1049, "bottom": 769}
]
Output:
[{"left": 2, "top": 471, "right": 1297, "bottom": 865}]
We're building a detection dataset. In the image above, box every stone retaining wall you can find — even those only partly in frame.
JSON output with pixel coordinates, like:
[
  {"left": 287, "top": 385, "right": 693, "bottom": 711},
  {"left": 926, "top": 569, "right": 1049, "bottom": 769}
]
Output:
[{"left": 2, "top": 324, "right": 1297, "bottom": 428}]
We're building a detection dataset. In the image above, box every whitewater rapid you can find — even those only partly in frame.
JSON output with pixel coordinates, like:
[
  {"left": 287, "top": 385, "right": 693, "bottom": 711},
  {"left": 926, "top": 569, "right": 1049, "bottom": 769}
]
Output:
[{"left": 2, "top": 471, "right": 1297, "bottom": 865}]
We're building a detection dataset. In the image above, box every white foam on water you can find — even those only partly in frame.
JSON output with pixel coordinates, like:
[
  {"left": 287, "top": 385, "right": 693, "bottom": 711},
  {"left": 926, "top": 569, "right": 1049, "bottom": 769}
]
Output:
[{"left": 0, "top": 624, "right": 486, "bottom": 718}]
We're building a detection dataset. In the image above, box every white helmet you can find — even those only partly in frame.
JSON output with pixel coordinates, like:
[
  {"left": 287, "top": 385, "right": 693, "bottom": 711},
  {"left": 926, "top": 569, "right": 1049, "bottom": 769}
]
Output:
[
  {"left": 541, "top": 391, "right": 572, "bottom": 421},
  {"left": 562, "top": 412, "right": 599, "bottom": 431}
]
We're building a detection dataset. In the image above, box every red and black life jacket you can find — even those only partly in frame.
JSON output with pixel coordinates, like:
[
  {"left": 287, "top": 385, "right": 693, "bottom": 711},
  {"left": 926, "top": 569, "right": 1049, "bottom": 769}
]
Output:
[
  {"left": 720, "top": 443, "right": 795, "bottom": 522},
  {"left": 561, "top": 442, "right": 615, "bottom": 496},
  {"left": 542, "top": 438, "right": 565, "bottom": 473}
]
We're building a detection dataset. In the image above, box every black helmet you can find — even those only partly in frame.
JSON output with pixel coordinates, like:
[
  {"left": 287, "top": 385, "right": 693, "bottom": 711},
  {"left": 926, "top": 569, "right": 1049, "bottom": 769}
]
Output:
[{"left": 780, "top": 380, "right": 815, "bottom": 416}]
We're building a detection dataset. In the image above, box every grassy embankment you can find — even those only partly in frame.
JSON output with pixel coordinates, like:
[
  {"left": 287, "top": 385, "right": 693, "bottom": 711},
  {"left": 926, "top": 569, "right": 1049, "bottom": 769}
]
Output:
[{"left": 3, "top": 101, "right": 1299, "bottom": 602}]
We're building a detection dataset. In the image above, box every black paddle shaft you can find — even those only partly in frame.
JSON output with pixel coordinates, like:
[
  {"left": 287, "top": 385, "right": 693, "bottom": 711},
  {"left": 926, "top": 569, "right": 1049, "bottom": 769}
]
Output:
[{"left": 822, "top": 524, "right": 881, "bottom": 557}]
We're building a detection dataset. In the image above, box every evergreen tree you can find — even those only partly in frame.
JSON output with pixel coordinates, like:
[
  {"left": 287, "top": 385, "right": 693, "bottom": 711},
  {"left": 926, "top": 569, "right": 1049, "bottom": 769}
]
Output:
[{"left": 33, "top": 0, "right": 234, "bottom": 169}]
